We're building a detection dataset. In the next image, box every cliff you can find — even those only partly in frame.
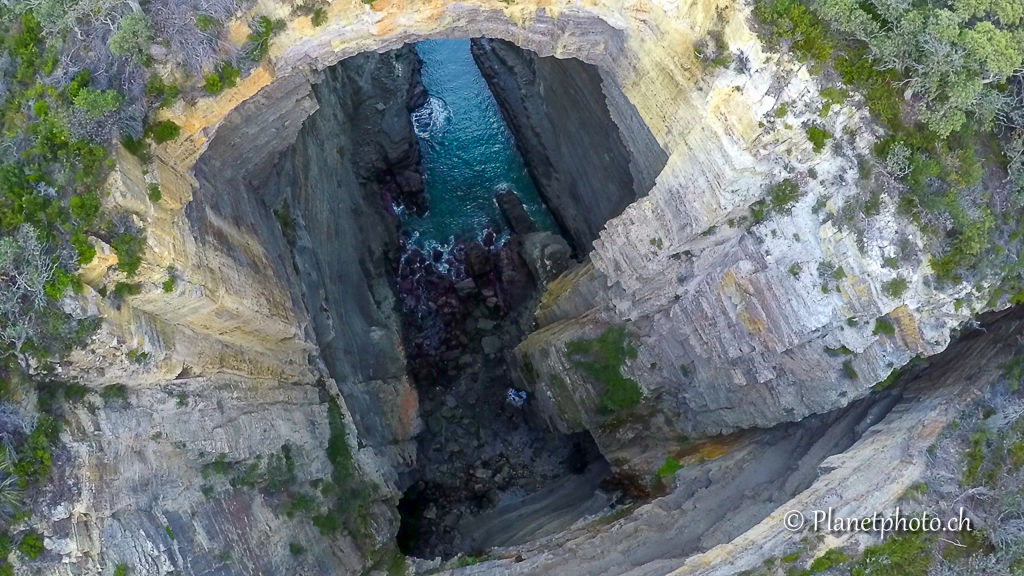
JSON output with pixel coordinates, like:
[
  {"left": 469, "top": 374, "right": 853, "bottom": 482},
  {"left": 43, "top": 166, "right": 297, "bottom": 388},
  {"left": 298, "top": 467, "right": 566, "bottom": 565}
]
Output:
[
  {"left": 27, "top": 0, "right": 999, "bottom": 573},
  {"left": 34, "top": 47, "right": 425, "bottom": 575},
  {"left": 470, "top": 38, "right": 668, "bottom": 253}
]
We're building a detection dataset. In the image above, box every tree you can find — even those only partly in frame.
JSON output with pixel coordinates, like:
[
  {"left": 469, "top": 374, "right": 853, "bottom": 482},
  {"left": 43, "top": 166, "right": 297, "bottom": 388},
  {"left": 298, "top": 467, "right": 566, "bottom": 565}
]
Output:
[
  {"left": 108, "top": 12, "right": 153, "bottom": 63},
  {"left": 73, "top": 88, "right": 122, "bottom": 118},
  {"left": 0, "top": 225, "right": 83, "bottom": 366}
]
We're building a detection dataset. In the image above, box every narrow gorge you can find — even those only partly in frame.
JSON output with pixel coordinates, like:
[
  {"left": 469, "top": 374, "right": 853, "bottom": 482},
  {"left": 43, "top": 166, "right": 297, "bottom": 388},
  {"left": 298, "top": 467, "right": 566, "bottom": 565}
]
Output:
[{"left": 3, "top": 0, "right": 1023, "bottom": 575}]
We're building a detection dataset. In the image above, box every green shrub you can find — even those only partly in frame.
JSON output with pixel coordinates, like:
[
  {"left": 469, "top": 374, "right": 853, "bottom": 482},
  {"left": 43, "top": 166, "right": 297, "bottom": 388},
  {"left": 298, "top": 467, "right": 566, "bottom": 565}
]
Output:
[
  {"left": 67, "top": 69, "right": 92, "bottom": 100},
  {"left": 818, "top": 87, "right": 848, "bottom": 116},
  {"left": 111, "top": 232, "right": 145, "bottom": 276},
  {"left": 146, "top": 120, "right": 181, "bottom": 144},
  {"left": 147, "top": 183, "right": 161, "bottom": 203},
  {"left": 246, "top": 16, "right": 285, "bottom": 61},
  {"left": 162, "top": 274, "right": 176, "bottom": 293},
  {"left": 753, "top": 0, "right": 834, "bottom": 62},
  {"left": 112, "top": 282, "right": 141, "bottom": 299},
  {"left": 121, "top": 135, "right": 151, "bottom": 162},
  {"left": 17, "top": 532, "right": 43, "bottom": 559},
  {"left": 806, "top": 125, "right": 832, "bottom": 152},
  {"left": 656, "top": 456, "right": 682, "bottom": 478},
  {"left": 145, "top": 75, "right": 179, "bottom": 108},
  {"left": 311, "top": 7, "right": 328, "bottom": 27},
  {"left": 873, "top": 317, "right": 896, "bottom": 336},
  {"left": 773, "top": 103, "right": 787, "bottom": 118},
  {"left": 781, "top": 551, "right": 801, "bottom": 563},
  {"left": 219, "top": 63, "right": 240, "bottom": 89},
  {"left": 68, "top": 193, "right": 100, "bottom": 223},
  {"left": 809, "top": 548, "right": 848, "bottom": 573},
  {"left": 768, "top": 179, "right": 800, "bottom": 211},
  {"left": 113, "top": 564, "right": 129, "bottom": 576},
  {"left": 849, "top": 531, "right": 933, "bottom": 576},
  {"left": 566, "top": 326, "right": 643, "bottom": 414},
  {"left": 108, "top": 13, "right": 154, "bottom": 63},
  {"left": 74, "top": 88, "right": 122, "bottom": 118},
  {"left": 195, "top": 15, "right": 220, "bottom": 32},
  {"left": 883, "top": 277, "right": 908, "bottom": 298},
  {"left": 203, "top": 73, "right": 222, "bottom": 94},
  {"left": 789, "top": 262, "right": 802, "bottom": 277},
  {"left": 289, "top": 542, "right": 305, "bottom": 556},
  {"left": 751, "top": 179, "right": 801, "bottom": 223},
  {"left": 14, "top": 417, "right": 59, "bottom": 488},
  {"left": 101, "top": 384, "right": 129, "bottom": 402}
]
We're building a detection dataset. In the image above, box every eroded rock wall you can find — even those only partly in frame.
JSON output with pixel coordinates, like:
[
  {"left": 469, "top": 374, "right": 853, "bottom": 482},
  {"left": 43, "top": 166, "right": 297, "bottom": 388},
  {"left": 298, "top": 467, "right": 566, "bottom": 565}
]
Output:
[
  {"left": 260, "top": 47, "right": 425, "bottom": 472},
  {"left": 470, "top": 38, "right": 667, "bottom": 253},
  {"left": 436, "top": 308, "right": 1024, "bottom": 575},
  {"left": 38, "top": 48, "right": 426, "bottom": 575}
]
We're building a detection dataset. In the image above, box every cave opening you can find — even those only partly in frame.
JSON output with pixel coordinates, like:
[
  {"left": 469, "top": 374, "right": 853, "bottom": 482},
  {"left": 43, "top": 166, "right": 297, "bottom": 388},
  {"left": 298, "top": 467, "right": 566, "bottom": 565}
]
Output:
[{"left": 200, "top": 33, "right": 668, "bottom": 562}]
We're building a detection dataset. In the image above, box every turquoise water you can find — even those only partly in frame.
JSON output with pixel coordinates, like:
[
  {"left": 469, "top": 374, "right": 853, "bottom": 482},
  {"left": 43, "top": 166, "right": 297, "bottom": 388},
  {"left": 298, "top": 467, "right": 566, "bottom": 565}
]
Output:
[{"left": 404, "top": 39, "right": 555, "bottom": 248}]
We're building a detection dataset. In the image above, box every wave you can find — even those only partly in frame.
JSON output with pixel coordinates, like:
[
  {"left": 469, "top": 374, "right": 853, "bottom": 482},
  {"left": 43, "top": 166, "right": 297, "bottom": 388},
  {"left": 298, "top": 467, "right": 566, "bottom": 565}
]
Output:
[{"left": 411, "top": 95, "right": 452, "bottom": 140}]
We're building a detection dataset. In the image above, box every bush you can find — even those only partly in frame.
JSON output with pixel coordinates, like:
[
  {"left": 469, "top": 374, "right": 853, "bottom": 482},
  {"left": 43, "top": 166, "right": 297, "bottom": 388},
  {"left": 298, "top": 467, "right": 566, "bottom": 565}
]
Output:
[
  {"left": 111, "top": 232, "right": 145, "bottom": 276},
  {"left": 753, "top": 0, "right": 834, "bottom": 62},
  {"left": 203, "top": 73, "right": 222, "bottom": 95},
  {"left": 849, "top": 531, "right": 933, "bottom": 576},
  {"left": 14, "top": 417, "right": 59, "bottom": 488},
  {"left": 73, "top": 88, "right": 122, "bottom": 118},
  {"left": 656, "top": 456, "right": 682, "bottom": 478},
  {"left": 145, "top": 75, "right": 179, "bottom": 108},
  {"left": 108, "top": 13, "right": 154, "bottom": 63},
  {"left": 146, "top": 120, "right": 181, "bottom": 144},
  {"left": 147, "top": 183, "right": 161, "bottom": 203},
  {"left": 883, "top": 277, "right": 908, "bottom": 298},
  {"left": 311, "top": 7, "right": 327, "bottom": 27},
  {"left": 112, "top": 282, "right": 141, "bottom": 299},
  {"left": 873, "top": 317, "right": 896, "bottom": 336},
  {"left": 195, "top": 15, "right": 220, "bottom": 32},
  {"left": 752, "top": 179, "right": 801, "bottom": 223},
  {"left": 809, "top": 548, "right": 848, "bottom": 572},
  {"left": 17, "top": 532, "right": 43, "bottom": 559},
  {"left": 806, "top": 125, "right": 832, "bottom": 152},
  {"left": 246, "top": 16, "right": 285, "bottom": 61},
  {"left": 113, "top": 564, "right": 129, "bottom": 576}
]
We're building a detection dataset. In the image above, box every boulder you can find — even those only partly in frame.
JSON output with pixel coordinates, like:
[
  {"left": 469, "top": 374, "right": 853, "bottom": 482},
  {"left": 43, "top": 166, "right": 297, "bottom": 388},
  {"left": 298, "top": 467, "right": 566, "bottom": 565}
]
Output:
[{"left": 522, "top": 231, "right": 573, "bottom": 285}]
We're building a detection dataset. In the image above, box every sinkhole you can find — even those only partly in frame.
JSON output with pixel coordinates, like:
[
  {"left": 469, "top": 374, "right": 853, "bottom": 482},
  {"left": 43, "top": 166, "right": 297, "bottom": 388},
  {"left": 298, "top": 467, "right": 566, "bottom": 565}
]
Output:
[{"left": 193, "top": 34, "right": 666, "bottom": 562}]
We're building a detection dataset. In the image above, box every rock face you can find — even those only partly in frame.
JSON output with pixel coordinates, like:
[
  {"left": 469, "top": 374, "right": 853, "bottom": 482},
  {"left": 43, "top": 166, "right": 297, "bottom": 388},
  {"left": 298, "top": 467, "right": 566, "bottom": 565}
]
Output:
[
  {"left": 435, "top": 309, "right": 1024, "bottom": 575},
  {"left": 471, "top": 38, "right": 668, "bottom": 253},
  {"left": 41, "top": 47, "right": 426, "bottom": 575},
  {"left": 43, "top": 0, "right": 1003, "bottom": 572},
  {"left": 256, "top": 47, "right": 426, "bottom": 470}
]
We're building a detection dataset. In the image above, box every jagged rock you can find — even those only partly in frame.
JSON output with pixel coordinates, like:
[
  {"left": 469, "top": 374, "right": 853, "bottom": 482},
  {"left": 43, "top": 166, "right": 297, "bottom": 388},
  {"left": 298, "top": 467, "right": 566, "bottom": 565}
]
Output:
[
  {"left": 496, "top": 190, "right": 539, "bottom": 235},
  {"left": 482, "top": 336, "right": 503, "bottom": 355},
  {"left": 522, "top": 231, "right": 573, "bottom": 285}
]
